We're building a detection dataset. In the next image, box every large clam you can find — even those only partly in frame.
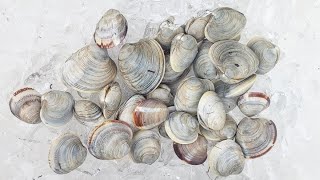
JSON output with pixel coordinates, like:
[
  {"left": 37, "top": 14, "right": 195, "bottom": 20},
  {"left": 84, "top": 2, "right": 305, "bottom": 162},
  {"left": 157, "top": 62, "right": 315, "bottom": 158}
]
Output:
[
  {"left": 185, "top": 14, "right": 212, "bottom": 42},
  {"left": 238, "top": 92, "right": 270, "bottom": 117},
  {"left": 94, "top": 9, "right": 128, "bottom": 49},
  {"left": 74, "top": 100, "right": 103, "bottom": 125},
  {"left": 118, "top": 39, "right": 165, "bottom": 94},
  {"left": 99, "top": 82, "right": 122, "bottom": 118},
  {"left": 9, "top": 87, "right": 42, "bottom": 124},
  {"left": 62, "top": 44, "right": 117, "bottom": 93},
  {"left": 146, "top": 84, "right": 174, "bottom": 106},
  {"left": 48, "top": 134, "right": 87, "bottom": 174},
  {"left": 162, "top": 53, "right": 191, "bottom": 84}
]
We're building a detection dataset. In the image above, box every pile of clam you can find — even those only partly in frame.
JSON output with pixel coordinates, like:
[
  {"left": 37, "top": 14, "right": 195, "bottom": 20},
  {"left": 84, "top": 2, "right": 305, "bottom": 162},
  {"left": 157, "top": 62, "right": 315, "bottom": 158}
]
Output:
[{"left": 9, "top": 7, "right": 280, "bottom": 177}]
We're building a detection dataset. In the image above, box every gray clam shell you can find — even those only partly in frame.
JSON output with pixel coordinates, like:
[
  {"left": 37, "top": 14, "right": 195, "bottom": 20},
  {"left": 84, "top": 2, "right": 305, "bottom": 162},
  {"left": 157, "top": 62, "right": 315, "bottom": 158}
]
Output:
[
  {"left": 146, "top": 84, "right": 174, "bottom": 106},
  {"left": 185, "top": 14, "right": 212, "bottom": 42},
  {"left": 74, "top": 100, "right": 102, "bottom": 124},
  {"left": 238, "top": 91, "right": 270, "bottom": 117},
  {"left": 162, "top": 53, "right": 191, "bottom": 84},
  {"left": 99, "top": 82, "right": 122, "bottom": 118}
]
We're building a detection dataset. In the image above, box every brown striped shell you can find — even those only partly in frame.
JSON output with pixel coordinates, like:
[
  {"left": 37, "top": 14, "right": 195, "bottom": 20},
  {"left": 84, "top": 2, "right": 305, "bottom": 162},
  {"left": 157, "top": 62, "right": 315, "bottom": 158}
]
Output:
[
  {"left": 99, "top": 82, "right": 122, "bottom": 118},
  {"left": 238, "top": 92, "right": 270, "bottom": 117}
]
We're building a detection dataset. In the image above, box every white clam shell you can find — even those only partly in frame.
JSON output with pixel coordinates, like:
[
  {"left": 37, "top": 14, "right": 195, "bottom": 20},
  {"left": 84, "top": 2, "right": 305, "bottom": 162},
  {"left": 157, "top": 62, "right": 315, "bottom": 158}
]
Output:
[
  {"left": 146, "top": 84, "right": 174, "bottom": 106},
  {"left": 99, "top": 82, "right": 122, "bottom": 118},
  {"left": 158, "top": 122, "right": 170, "bottom": 139},
  {"left": 74, "top": 100, "right": 102, "bottom": 125},
  {"left": 162, "top": 53, "right": 191, "bottom": 84},
  {"left": 238, "top": 92, "right": 270, "bottom": 117},
  {"left": 185, "top": 14, "right": 212, "bottom": 42}
]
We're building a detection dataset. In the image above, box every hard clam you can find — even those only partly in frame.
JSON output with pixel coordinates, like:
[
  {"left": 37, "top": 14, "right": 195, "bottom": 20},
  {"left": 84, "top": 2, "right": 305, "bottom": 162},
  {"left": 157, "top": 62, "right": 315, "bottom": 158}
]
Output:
[
  {"left": 74, "top": 100, "right": 102, "bottom": 124},
  {"left": 99, "top": 82, "right": 122, "bottom": 118},
  {"left": 165, "top": 111, "right": 199, "bottom": 144},
  {"left": 162, "top": 53, "right": 191, "bottom": 84},
  {"left": 173, "top": 135, "right": 207, "bottom": 165},
  {"left": 220, "top": 96, "right": 238, "bottom": 113},
  {"left": 238, "top": 92, "right": 270, "bottom": 117},
  {"left": 197, "top": 91, "right": 226, "bottom": 130},
  {"left": 9, "top": 87, "right": 42, "bottom": 124},
  {"left": 170, "top": 33, "right": 198, "bottom": 72},
  {"left": 62, "top": 44, "right": 117, "bottom": 93},
  {"left": 158, "top": 122, "right": 170, "bottom": 139},
  {"left": 118, "top": 39, "right": 165, "bottom": 94},
  {"left": 88, "top": 120, "right": 133, "bottom": 160},
  {"left": 48, "top": 134, "right": 87, "bottom": 174},
  {"left": 146, "top": 84, "right": 174, "bottom": 106},
  {"left": 130, "top": 130, "right": 161, "bottom": 165},
  {"left": 247, "top": 37, "right": 280, "bottom": 74},
  {"left": 208, "top": 140, "right": 245, "bottom": 177},
  {"left": 40, "top": 90, "right": 74, "bottom": 127},
  {"left": 235, "top": 117, "right": 277, "bottom": 158},
  {"left": 205, "top": 7, "right": 246, "bottom": 43},
  {"left": 185, "top": 14, "right": 212, "bottom": 42},
  {"left": 174, "top": 76, "right": 214, "bottom": 115},
  {"left": 94, "top": 9, "right": 128, "bottom": 49}
]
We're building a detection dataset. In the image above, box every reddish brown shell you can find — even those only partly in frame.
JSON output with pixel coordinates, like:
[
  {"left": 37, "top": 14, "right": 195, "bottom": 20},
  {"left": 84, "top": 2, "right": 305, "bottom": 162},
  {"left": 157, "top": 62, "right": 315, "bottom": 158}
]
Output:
[{"left": 238, "top": 92, "right": 270, "bottom": 117}]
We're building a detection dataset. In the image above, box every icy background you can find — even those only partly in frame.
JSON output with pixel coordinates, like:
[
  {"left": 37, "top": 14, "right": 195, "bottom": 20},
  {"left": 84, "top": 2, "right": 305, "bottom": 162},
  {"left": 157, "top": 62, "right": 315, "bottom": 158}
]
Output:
[{"left": 0, "top": 0, "right": 319, "bottom": 179}]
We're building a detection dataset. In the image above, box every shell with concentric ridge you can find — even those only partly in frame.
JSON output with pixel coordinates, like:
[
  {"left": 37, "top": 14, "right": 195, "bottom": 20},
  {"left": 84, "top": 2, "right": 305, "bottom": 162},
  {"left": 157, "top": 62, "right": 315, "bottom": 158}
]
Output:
[
  {"left": 74, "top": 100, "right": 102, "bottom": 124},
  {"left": 162, "top": 53, "right": 191, "bottom": 84},
  {"left": 99, "top": 82, "right": 122, "bottom": 118},
  {"left": 238, "top": 91, "right": 270, "bottom": 117},
  {"left": 146, "top": 84, "right": 174, "bottom": 106},
  {"left": 185, "top": 14, "right": 212, "bottom": 42}
]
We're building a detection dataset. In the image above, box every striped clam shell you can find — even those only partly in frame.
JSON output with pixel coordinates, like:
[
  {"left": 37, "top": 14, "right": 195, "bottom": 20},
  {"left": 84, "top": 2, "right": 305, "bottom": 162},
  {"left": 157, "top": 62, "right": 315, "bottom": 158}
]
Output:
[
  {"left": 99, "top": 82, "right": 122, "bottom": 118},
  {"left": 162, "top": 53, "right": 191, "bottom": 84},
  {"left": 74, "top": 100, "right": 102, "bottom": 124},
  {"left": 238, "top": 91, "right": 270, "bottom": 117},
  {"left": 185, "top": 14, "right": 212, "bottom": 42},
  {"left": 146, "top": 84, "right": 174, "bottom": 106}
]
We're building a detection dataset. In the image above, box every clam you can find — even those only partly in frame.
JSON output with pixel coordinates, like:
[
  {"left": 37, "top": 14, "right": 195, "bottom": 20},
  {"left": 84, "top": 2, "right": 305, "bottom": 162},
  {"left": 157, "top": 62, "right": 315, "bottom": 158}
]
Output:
[
  {"left": 247, "top": 37, "right": 280, "bottom": 74},
  {"left": 9, "top": 87, "right": 42, "bottom": 124},
  {"left": 94, "top": 9, "right": 128, "bottom": 49},
  {"left": 193, "top": 40, "right": 218, "bottom": 81},
  {"left": 173, "top": 135, "right": 207, "bottom": 165},
  {"left": 158, "top": 122, "right": 170, "bottom": 139},
  {"left": 99, "top": 82, "right": 122, "bottom": 118},
  {"left": 74, "top": 100, "right": 102, "bottom": 124},
  {"left": 205, "top": 7, "right": 246, "bottom": 43},
  {"left": 48, "top": 134, "right": 87, "bottom": 174},
  {"left": 146, "top": 84, "right": 174, "bottom": 106},
  {"left": 185, "top": 14, "right": 212, "bottom": 42},
  {"left": 40, "top": 90, "right": 74, "bottom": 127},
  {"left": 235, "top": 117, "right": 277, "bottom": 158},
  {"left": 162, "top": 53, "right": 191, "bottom": 84},
  {"left": 209, "top": 40, "right": 259, "bottom": 81},
  {"left": 238, "top": 92, "right": 270, "bottom": 117},
  {"left": 133, "top": 99, "right": 169, "bottom": 129},
  {"left": 155, "top": 16, "right": 185, "bottom": 50},
  {"left": 130, "top": 130, "right": 161, "bottom": 165},
  {"left": 62, "top": 44, "right": 117, "bottom": 93},
  {"left": 88, "top": 120, "right": 133, "bottom": 160},
  {"left": 174, "top": 76, "right": 214, "bottom": 115},
  {"left": 197, "top": 91, "right": 226, "bottom": 131},
  {"left": 170, "top": 33, "right": 198, "bottom": 72},
  {"left": 200, "top": 115, "right": 237, "bottom": 142},
  {"left": 118, "top": 39, "right": 165, "bottom": 94},
  {"left": 208, "top": 140, "right": 245, "bottom": 177},
  {"left": 220, "top": 96, "right": 238, "bottom": 113},
  {"left": 165, "top": 111, "right": 199, "bottom": 144}
]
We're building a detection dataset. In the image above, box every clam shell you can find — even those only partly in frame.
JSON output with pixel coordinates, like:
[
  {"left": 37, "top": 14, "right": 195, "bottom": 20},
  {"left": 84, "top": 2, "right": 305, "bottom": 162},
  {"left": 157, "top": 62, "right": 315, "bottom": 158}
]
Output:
[
  {"left": 208, "top": 140, "right": 245, "bottom": 177},
  {"left": 118, "top": 39, "right": 165, "bottom": 94},
  {"left": 248, "top": 37, "right": 280, "bottom": 74},
  {"left": 130, "top": 130, "right": 161, "bottom": 165},
  {"left": 88, "top": 120, "right": 133, "bottom": 160},
  {"left": 133, "top": 99, "right": 169, "bottom": 129},
  {"left": 238, "top": 92, "right": 270, "bottom": 117},
  {"left": 209, "top": 40, "right": 259, "bottom": 81},
  {"left": 165, "top": 111, "right": 199, "bottom": 144},
  {"left": 40, "top": 90, "right": 74, "bottom": 127},
  {"left": 158, "top": 122, "right": 170, "bottom": 139},
  {"left": 197, "top": 91, "right": 226, "bottom": 131},
  {"left": 170, "top": 33, "right": 198, "bottom": 72},
  {"left": 205, "top": 7, "right": 246, "bottom": 43},
  {"left": 220, "top": 96, "right": 238, "bottom": 113},
  {"left": 74, "top": 100, "right": 102, "bottom": 124},
  {"left": 200, "top": 115, "right": 237, "bottom": 142},
  {"left": 48, "top": 134, "right": 87, "bottom": 174},
  {"left": 235, "top": 117, "right": 277, "bottom": 158},
  {"left": 185, "top": 14, "right": 212, "bottom": 42},
  {"left": 173, "top": 135, "right": 208, "bottom": 165},
  {"left": 146, "top": 84, "right": 174, "bottom": 106},
  {"left": 62, "top": 44, "right": 117, "bottom": 93},
  {"left": 9, "top": 87, "right": 41, "bottom": 124},
  {"left": 94, "top": 9, "right": 128, "bottom": 49},
  {"left": 174, "top": 76, "right": 214, "bottom": 116},
  {"left": 162, "top": 53, "right": 191, "bottom": 84},
  {"left": 99, "top": 82, "right": 122, "bottom": 118}
]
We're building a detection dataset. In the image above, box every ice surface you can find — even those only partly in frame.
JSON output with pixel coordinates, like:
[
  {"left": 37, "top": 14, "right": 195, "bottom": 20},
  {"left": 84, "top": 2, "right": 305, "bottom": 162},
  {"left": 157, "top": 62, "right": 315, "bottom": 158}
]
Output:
[{"left": 0, "top": 0, "right": 319, "bottom": 179}]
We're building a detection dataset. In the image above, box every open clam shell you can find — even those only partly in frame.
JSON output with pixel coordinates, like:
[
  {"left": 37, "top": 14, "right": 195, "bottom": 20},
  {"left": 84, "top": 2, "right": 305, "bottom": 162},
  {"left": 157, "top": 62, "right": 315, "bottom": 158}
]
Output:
[
  {"left": 238, "top": 92, "right": 270, "bottom": 117},
  {"left": 74, "top": 100, "right": 102, "bottom": 124},
  {"left": 9, "top": 87, "right": 42, "bottom": 124},
  {"left": 146, "top": 84, "right": 174, "bottom": 106},
  {"left": 185, "top": 14, "right": 212, "bottom": 42},
  {"left": 162, "top": 53, "right": 191, "bottom": 84},
  {"left": 99, "top": 82, "right": 122, "bottom": 118}
]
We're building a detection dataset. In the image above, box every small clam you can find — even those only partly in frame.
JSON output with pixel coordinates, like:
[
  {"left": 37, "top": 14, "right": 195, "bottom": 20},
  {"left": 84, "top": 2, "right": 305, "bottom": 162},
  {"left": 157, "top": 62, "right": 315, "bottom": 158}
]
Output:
[
  {"left": 238, "top": 92, "right": 270, "bottom": 117},
  {"left": 146, "top": 84, "right": 174, "bottom": 106},
  {"left": 185, "top": 14, "right": 212, "bottom": 42},
  {"left": 173, "top": 135, "right": 207, "bottom": 165},
  {"left": 200, "top": 115, "right": 237, "bottom": 142},
  {"left": 170, "top": 33, "right": 198, "bottom": 72},
  {"left": 9, "top": 87, "right": 42, "bottom": 124},
  {"left": 165, "top": 112, "right": 199, "bottom": 144},
  {"left": 162, "top": 53, "right": 191, "bottom": 84},
  {"left": 158, "top": 122, "right": 170, "bottom": 139},
  {"left": 235, "top": 117, "right": 277, "bottom": 158},
  {"left": 118, "top": 39, "right": 165, "bottom": 94},
  {"left": 99, "top": 82, "right": 122, "bottom": 118},
  {"left": 155, "top": 16, "right": 185, "bottom": 50},
  {"left": 133, "top": 99, "right": 169, "bottom": 129},
  {"left": 94, "top": 9, "right": 128, "bottom": 48},
  {"left": 197, "top": 91, "right": 226, "bottom": 131},
  {"left": 205, "top": 7, "right": 246, "bottom": 43},
  {"left": 62, "top": 44, "right": 117, "bottom": 93},
  {"left": 40, "top": 90, "right": 74, "bottom": 127},
  {"left": 174, "top": 76, "right": 214, "bottom": 115},
  {"left": 74, "top": 100, "right": 102, "bottom": 124},
  {"left": 209, "top": 40, "right": 259, "bottom": 81},
  {"left": 247, "top": 37, "right": 280, "bottom": 74},
  {"left": 48, "top": 134, "right": 87, "bottom": 174},
  {"left": 88, "top": 120, "right": 133, "bottom": 160},
  {"left": 130, "top": 130, "right": 161, "bottom": 165},
  {"left": 208, "top": 140, "right": 245, "bottom": 177}
]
